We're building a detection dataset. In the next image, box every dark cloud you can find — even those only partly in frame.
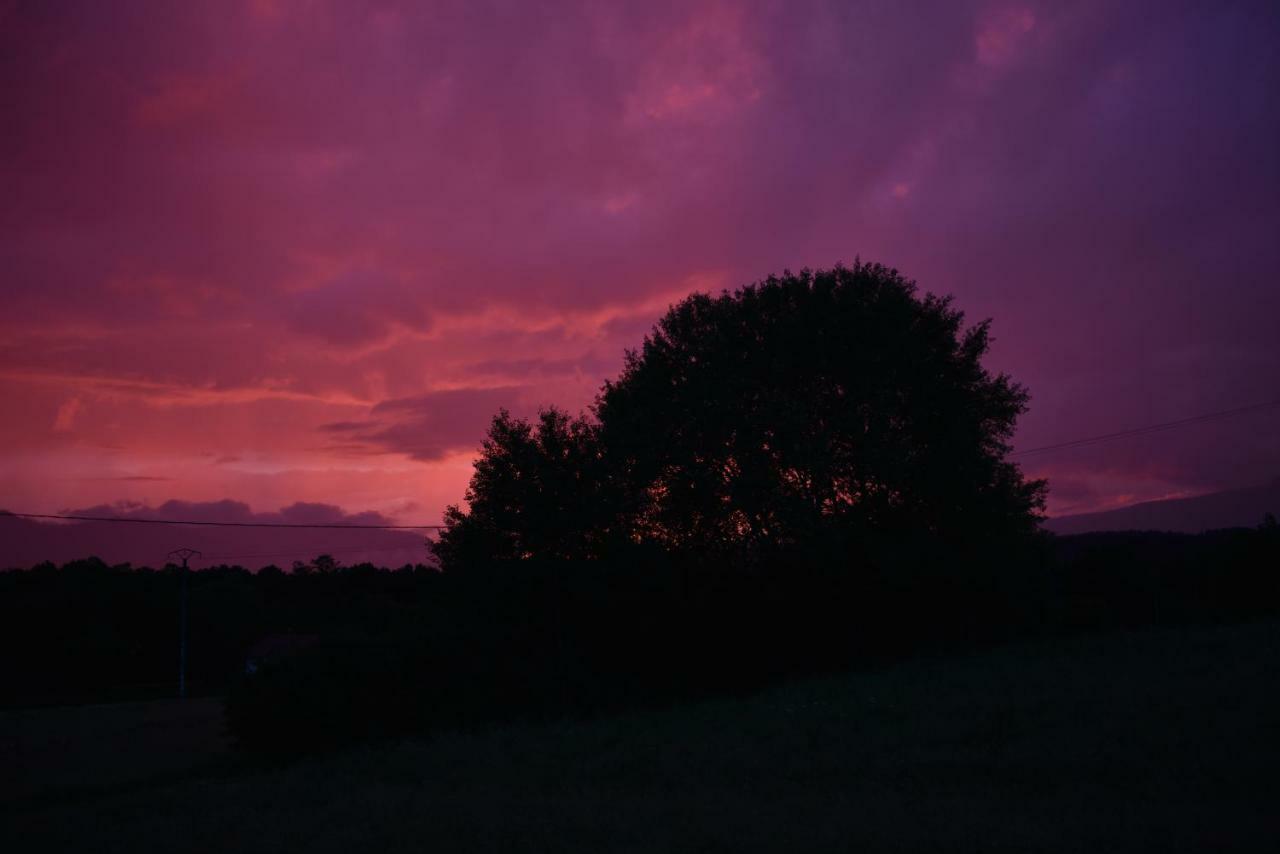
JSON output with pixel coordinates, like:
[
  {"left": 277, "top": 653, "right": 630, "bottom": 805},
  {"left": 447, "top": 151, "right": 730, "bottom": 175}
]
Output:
[
  {"left": 1, "top": 499, "right": 427, "bottom": 569},
  {"left": 63, "top": 498, "right": 395, "bottom": 527},
  {"left": 278, "top": 270, "right": 431, "bottom": 348},
  {"left": 464, "top": 356, "right": 595, "bottom": 380},
  {"left": 322, "top": 387, "right": 523, "bottom": 461}
]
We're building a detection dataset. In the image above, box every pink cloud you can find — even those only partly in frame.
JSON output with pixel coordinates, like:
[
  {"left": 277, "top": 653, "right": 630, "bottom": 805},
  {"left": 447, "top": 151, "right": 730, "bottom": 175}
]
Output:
[
  {"left": 975, "top": 7, "right": 1036, "bottom": 68},
  {"left": 2, "top": 0, "right": 1278, "bottom": 532},
  {"left": 52, "top": 398, "right": 81, "bottom": 432}
]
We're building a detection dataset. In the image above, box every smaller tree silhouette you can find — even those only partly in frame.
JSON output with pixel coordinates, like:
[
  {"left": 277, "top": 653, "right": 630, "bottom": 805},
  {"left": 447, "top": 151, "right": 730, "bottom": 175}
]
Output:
[{"left": 430, "top": 408, "right": 614, "bottom": 566}]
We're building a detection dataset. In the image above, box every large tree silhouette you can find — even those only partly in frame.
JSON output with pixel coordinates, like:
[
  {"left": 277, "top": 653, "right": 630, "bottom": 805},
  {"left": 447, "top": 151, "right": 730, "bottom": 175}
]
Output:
[
  {"left": 433, "top": 262, "right": 1045, "bottom": 568},
  {"left": 598, "top": 263, "right": 1045, "bottom": 555}
]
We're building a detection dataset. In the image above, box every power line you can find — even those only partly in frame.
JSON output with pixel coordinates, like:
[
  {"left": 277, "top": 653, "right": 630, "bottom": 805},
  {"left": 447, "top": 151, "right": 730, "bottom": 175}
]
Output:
[
  {"left": 0, "top": 512, "right": 443, "bottom": 529},
  {"left": 1012, "top": 399, "right": 1280, "bottom": 458}
]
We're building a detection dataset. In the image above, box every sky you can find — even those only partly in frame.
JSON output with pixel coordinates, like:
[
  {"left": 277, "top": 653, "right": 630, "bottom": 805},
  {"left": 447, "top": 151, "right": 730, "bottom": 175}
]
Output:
[{"left": 3, "top": 0, "right": 1279, "bottom": 563}]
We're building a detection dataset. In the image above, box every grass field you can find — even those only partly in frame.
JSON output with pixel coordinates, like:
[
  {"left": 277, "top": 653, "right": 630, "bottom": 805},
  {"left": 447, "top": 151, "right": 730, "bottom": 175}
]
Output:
[
  {"left": 1, "top": 697, "right": 231, "bottom": 804},
  {"left": 3, "top": 620, "right": 1278, "bottom": 853}
]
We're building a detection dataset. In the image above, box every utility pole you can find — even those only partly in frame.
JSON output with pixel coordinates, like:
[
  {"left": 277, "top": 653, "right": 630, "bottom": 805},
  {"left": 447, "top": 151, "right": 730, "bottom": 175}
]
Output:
[{"left": 168, "top": 548, "right": 201, "bottom": 699}]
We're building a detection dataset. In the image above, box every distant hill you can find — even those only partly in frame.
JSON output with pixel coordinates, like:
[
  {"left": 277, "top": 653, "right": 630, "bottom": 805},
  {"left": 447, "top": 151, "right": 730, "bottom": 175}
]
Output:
[
  {"left": 1045, "top": 479, "right": 1280, "bottom": 536},
  {"left": 0, "top": 511, "right": 431, "bottom": 571}
]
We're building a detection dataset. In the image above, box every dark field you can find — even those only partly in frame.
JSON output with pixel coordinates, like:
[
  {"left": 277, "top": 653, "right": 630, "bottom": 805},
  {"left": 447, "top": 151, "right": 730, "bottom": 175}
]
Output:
[
  {"left": 3, "top": 620, "right": 1277, "bottom": 853},
  {"left": 2, "top": 697, "right": 231, "bottom": 804}
]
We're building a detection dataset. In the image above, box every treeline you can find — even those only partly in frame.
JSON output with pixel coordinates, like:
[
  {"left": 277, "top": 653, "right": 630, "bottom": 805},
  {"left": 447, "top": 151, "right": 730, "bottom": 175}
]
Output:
[
  {"left": 2, "top": 526, "right": 1277, "bottom": 752},
  {"left": 0, "top": 558, "right": 440, "bottom": 708}
]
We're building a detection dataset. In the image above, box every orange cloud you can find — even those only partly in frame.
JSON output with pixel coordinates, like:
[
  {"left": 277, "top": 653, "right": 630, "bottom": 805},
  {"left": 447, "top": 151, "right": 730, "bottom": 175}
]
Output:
[{"left": 52, "top": 398, "right": 81, "bottom": 432}]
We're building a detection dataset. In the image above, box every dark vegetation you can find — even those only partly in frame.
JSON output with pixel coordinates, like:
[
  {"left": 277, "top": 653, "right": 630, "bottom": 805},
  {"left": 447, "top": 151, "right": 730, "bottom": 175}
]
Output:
[
  {"left": 3, "top": 526, "right": 1277, "bottom": 748},
  {"left": 7, "top": 620, "right": 1279, "bottom": 852},
  {"left": 434, "top": 263, "right": 1044, "bottom": 566},
  {"left": 3, "top": 265, "right": 1277, "bottom": 757}
]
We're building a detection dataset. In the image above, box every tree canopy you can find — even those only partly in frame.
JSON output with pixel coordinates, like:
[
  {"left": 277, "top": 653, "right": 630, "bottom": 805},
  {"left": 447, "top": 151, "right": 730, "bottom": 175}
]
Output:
[
  {"left": 431, "top": 263, "right": 1046, "bottom": 569},
  {"left": 429, "top": 408, "right": 617, "bottom": 568}
]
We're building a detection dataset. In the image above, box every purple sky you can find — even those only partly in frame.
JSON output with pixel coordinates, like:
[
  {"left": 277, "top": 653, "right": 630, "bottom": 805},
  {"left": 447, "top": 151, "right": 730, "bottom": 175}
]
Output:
[{"left": 3, "top": 0, "right": 1279, "bottom": 565}]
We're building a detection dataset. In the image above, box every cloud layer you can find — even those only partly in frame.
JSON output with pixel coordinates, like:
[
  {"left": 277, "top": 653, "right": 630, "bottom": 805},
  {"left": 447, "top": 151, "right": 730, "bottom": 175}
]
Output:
[{"left": 3, "top": 0, "right": 1279, "bottom": 528}]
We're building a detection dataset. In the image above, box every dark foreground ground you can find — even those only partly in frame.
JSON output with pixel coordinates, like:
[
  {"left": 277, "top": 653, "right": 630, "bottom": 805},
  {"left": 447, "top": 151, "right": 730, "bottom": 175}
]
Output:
[{"left": 3, "top": 620, "right": 1278, "bottom": 853}]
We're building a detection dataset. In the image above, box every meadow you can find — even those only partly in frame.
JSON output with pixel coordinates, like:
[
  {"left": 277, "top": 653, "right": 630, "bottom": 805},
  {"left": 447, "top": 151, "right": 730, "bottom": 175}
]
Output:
[{"left": 4, "top": 619, "right": 1276, "bottom": 853}]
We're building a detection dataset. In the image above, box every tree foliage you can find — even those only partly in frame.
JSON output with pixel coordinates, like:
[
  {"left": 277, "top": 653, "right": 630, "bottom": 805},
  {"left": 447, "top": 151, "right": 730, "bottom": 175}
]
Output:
[
  {"left": 433, "top": 262, "right": 1046, "bottom": 568},
  {"left": 430, "top": 408, "right": 615, "bottom": 567},
  {"left": 598, "top": 263, "right": 1046, "bottom": 554}
]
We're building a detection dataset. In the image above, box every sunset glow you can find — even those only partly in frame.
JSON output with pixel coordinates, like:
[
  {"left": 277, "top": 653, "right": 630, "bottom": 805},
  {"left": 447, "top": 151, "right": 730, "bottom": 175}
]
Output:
[{"left": 3, "top": 0, "right": 1279, "bottom": 544}]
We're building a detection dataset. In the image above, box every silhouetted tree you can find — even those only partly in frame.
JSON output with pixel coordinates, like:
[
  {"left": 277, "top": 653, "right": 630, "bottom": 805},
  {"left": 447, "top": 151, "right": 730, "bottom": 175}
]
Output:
[
  {"left": 597, "top": 263, "right": 1046, "bottom": 557},
  {"left": 430, "top": 408, "right": 615, "bottom": 566},
  {"left": 434, "top": 262, "right": 1045, "bottom": 570}
]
